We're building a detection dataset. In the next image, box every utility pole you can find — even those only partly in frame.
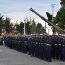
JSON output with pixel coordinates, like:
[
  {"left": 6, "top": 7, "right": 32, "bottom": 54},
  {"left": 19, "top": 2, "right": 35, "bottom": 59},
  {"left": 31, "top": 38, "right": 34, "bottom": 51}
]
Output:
[
  {"left": 51, "top": 4, "right": 55, "bottom": 34},
  {"left": 52, "top": 4, "right": 54, "bottom": 22},
  {"left": 24, "top": 17, "right": 28, "bottom": 35}
]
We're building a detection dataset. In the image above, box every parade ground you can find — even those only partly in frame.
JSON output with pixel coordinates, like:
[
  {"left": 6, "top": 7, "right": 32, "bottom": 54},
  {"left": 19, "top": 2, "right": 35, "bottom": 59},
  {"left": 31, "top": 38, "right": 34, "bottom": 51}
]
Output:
[{"left": 0, "top": 45, "right": 65, "bottom": 65}]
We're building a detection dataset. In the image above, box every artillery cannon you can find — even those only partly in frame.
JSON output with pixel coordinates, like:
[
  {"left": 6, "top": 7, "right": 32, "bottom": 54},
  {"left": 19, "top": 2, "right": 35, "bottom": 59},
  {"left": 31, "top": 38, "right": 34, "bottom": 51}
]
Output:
[{"left": 30, "top": 8, "right": 65, "bottom": 34}]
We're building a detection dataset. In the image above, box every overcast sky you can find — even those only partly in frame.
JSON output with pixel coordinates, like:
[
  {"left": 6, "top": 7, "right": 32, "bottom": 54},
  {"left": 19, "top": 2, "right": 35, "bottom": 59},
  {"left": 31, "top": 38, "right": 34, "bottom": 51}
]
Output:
[
  {"left": 0, "top": 0, "right": 61, "bottom": 34},
  {"left": 0, "top": 0, "right": 61, "bottom": 24}
]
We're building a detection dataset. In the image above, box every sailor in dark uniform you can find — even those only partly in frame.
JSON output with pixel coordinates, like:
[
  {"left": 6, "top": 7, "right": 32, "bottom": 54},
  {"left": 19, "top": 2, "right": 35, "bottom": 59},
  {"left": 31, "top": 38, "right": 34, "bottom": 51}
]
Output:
[
  {"left": 61, "top": 38, "right": 65, "bottom": 61},
  {"left": 45, "top": 36, "right": 52, "bottom": 62},
  {"left": 27, "top": 35, "right": 32, "bottom": 55},
  {"left": 62, "top": 44, "right": 65, "bottom": 61}
]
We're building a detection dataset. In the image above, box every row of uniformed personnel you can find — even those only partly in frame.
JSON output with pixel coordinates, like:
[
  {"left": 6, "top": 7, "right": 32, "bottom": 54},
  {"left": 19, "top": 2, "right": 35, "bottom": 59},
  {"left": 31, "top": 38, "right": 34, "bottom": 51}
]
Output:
[{"left": 3, "top": 34, "right": 65, "bottom": 62}]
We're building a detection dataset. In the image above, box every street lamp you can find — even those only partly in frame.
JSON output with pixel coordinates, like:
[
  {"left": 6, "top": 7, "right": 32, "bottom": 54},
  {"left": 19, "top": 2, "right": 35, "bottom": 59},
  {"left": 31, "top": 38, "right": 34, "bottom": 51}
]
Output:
[
  {"left": 24, "top": 17, "right": 28, "bottom": 35},
  {"left": 51, "top": 4, "right": 55, "bottom": 34},
  {"left": 52, "top": 4, "right": 55, "bottom": 23}
]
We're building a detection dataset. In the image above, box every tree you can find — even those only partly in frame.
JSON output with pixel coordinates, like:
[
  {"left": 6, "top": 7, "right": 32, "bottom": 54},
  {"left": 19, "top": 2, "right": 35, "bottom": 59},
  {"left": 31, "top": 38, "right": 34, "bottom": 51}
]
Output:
[
  {"left": 4, "top": 17, "right": 13, "bottom": 33},
  {"left": 25, "top": 21, "right": 31, "bottom": 34},
  {"left": 55, "top": 8, "right": 65, "bottom": 30},
  {"left": 54, "top": 0, "right": 65, "bottom": 30},
  {"left": 15, "top": 24, "right": 20, "bottom": 33},
  {"left": 0, "top": 14, "right": 4, "bottom": 34},
  {"left": 31, "top": 18, "right": 36, "bottom": 34},
  {"left": 46, "top": 12, "right": 56, "bottom": 33},
  {"left": 60, "top": 0, "right": 65, "bottom": 7},
  {"left": 41, "top": 27, "right": 46, "bottom": 34},
  {"left": 19, "top": 22, "right": 24, "bottom": 34},
  {"left": 16, "top": 22, "right": 24, "bottom": 34},
  {"left": 36, "top": 23, "right": 45, "bottom": 34},
  {"left": 46, "top": 12, "right": 52, "bottom": 21}
]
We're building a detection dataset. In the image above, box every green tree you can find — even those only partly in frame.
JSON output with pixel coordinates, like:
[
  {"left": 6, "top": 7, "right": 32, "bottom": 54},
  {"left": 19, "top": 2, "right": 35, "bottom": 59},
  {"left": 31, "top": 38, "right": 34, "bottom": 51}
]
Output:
[
  {"left": 36, "top": 23, "right": 41, "bottom": 34},
  {"left": 46, "top": 12, "right": 56, "bottom": 24},
  {"left": 41, "top": 27, "right": 46, "bottom": 34},
  {"left": 25, "top": 21, "right": 31, "bottom": 34},
  {"left": 60, "top": 0, "right": 65, "bottom": 7},
  {"left": 46, "top": 12, "right": 56, "bottom": 33},
  {"left": 46, "top": 12, "right": 52, "bottom": 21},
  {"left": 55, "top": 0, "right": 65, "bottom": 29},
  {"left": 15, "top": 24, "right": 20, "bottom": 33},
  {"left": 55, "top": 8, "right": 65, "bottom": 29},
  {"left": 4, "top": 17, "right": 13, "bottom": 33},
  {"left": 31, "top": 18, "right": 36, "bottom": 34},
  {"left": 36, "top": 23, "right": 45, "bottom": 34},
  {"left": 0, "top": 14, "right": 4, "bottom": 34},
  {"left": 16, "top": 22, "right": 24, "bottom": 34},
  {"left": 46, "top": 12, "right": 52, "bottom": 26}
]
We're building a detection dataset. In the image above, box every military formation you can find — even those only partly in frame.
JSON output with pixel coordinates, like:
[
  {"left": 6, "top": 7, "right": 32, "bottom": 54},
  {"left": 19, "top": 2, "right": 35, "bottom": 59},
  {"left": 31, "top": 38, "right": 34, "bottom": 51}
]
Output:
[{"left": 0, "top": 34, "right": 65, "bottom": 62}]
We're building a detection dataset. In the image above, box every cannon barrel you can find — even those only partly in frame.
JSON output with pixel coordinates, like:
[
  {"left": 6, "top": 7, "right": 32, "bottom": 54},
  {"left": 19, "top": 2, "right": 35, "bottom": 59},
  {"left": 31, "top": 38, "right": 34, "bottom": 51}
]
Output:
[{"left": 30, "top": 8, "right": 65, "bottom": 34}]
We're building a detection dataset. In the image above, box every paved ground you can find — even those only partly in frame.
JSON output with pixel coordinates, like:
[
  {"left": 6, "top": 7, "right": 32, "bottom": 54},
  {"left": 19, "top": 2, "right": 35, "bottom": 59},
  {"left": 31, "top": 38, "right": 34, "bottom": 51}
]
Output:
[{"left": 0, "top": 45, "right": 65, "bottom": 65}]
